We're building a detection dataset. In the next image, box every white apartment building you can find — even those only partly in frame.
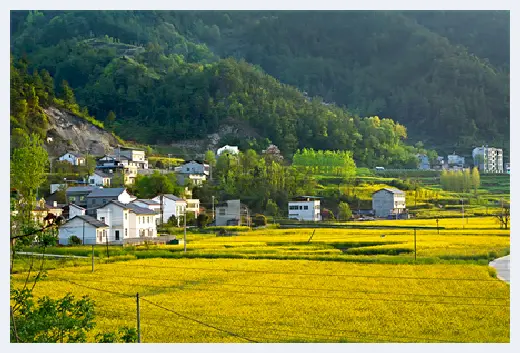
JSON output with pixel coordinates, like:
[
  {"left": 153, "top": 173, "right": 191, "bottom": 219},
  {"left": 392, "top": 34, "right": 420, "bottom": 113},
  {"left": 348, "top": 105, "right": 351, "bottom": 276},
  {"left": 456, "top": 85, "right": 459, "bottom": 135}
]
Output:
[
  {"left": 288, "top": 196, "right": 321, "bottom": 221},
  {"left": 472, "top": 146, "right": 504, "bottom": 173}
]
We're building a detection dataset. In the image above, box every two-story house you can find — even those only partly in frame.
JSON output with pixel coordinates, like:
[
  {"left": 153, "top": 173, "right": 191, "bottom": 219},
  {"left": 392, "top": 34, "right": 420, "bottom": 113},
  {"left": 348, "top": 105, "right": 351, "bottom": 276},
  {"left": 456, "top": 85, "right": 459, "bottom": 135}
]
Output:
[
  {"left": 119, "top": 147, "right": 148, "bottom": 169},
  {"left": 372, "top": 188, "right": 407, "bottom": 218},
  {"left": 152, "top": 194, "right": 186, "bottom": 225},
  {"left": 288, "top": 196, "right": 321, "bottom": 221},
  {"left": 86, "top": 170, "right": 112, "bottom": 187},
  {"left": 58, "top": 215, "right": 108, "bottom": 245},
  {"left": 175, "top": 160, "right": 209, "bottom": 186},
  {"left": 215, "top": 199, "right": 249, "bottom": 226},
  {"left": 86, "top": 187, "right": 134, "bottom": 216},
  {"left": 132, "top": 199, "right": 161, "bottom": 224},
  {"left": 96, "top": 200, "right": 157, "bottom": 241}
]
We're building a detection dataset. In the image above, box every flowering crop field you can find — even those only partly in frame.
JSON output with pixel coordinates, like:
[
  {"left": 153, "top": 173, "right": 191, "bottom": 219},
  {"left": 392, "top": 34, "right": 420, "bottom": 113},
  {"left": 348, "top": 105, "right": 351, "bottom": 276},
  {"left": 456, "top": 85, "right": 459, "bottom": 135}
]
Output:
[{"left": 11, "top": 258, "right": 509, "bottom": 343}]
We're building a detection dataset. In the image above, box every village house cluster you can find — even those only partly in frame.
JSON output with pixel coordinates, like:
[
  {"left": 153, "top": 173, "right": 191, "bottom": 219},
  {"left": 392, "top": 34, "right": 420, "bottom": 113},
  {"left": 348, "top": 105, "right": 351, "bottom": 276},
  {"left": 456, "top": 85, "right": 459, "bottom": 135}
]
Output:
[{"left": 415, "top": 145, "right": 508, "bottom": 174}]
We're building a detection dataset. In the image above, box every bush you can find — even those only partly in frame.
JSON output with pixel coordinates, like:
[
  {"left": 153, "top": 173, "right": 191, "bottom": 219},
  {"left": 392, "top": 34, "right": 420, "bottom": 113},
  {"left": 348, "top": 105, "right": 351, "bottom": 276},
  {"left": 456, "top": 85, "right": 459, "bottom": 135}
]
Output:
[
  {"left": 68, "top": 236, "right": 82, "bottom": 245},
  {"left": 167, "top": 215, "right": 177, "bottom": 226},
  {"left": 253, "top": 214, "right": 267, "bottom": 227},
  {"left": 197, "top": 214, "right": 209, "bottom": 228}
]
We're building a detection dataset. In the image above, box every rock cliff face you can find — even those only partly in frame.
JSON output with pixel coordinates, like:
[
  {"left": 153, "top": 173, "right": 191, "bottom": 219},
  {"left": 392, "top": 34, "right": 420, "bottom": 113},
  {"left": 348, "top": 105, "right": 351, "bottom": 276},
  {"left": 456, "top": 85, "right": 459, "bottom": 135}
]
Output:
[{"left": 43, "top": 107, "right": 119, "bottom": 157}]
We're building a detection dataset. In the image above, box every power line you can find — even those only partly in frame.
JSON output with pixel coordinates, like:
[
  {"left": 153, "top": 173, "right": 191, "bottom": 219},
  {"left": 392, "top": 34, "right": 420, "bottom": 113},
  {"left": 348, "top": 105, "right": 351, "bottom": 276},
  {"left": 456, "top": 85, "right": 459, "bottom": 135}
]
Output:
[
  {"left": 56, "top": 271, "right": 510, "bottom": 300},
  {"left": 139, "top": 298, "right": 259, "bottom": 343},
  {"left": 52, "top": 275, "right": 508, "bottom": 307},
  {"left": 117, "top": 263, "right": 503, "bottom": 282}
]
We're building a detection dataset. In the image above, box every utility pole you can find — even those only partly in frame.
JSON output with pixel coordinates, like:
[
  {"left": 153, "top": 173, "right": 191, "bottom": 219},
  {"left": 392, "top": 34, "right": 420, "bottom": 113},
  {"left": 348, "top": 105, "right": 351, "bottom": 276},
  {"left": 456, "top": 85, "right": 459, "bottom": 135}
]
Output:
[
  {"left": 105, "top": 231, "right": 109, "bottom": 259},
  {"left": 168, "top": 154, "right": 171, "bottom": 170},
  {"left": 136, "top": 293, "right": 141, "bottom": 343},
  {"left": 82, "top": 219, "right": 85, "bottom": 245},
  {"left": 461, "top": 198, "right": 464, "bottom": 229},
  {"left": 91, "top": 245, "right": 95, "bottom": 272},
  {"left": 183, "top": 211, "right": 187, "bottom": 253},
  {"left": 414, "top": 228, "right": 417, "bottom": 261},
  {"left": 212, "top": 196, "right": 215, "bottom": 222},
  {"left": 436, "top": 218, "right": 439, "bottom": 235}
]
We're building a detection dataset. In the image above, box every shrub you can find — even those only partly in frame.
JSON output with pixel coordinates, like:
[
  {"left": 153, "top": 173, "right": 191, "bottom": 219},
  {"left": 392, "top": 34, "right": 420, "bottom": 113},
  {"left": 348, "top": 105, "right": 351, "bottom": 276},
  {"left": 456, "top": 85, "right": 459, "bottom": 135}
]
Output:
[
  {"left": 167, "top": 215, "right": 177, "bottom": 226},
  {"left": 253, "top": 214, "right": 267, "bottom": 227},
  {"left": 197, "top": 214, "right": 209, "bottom": 228},
  {"left": 68, "top": 236, "right": 82, "bottom": 245}
]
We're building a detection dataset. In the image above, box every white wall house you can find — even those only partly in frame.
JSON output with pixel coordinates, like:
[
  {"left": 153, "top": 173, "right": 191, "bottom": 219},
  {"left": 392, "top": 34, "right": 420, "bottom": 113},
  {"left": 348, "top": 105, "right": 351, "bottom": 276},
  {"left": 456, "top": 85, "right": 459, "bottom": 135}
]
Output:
[
  {"left": 372, "top": 188, "right": 406, "bottom": 218},
  {"left": 125, "top": 203, "right": 158, "bottom": 237},
  {"left": 186, "top": 199, "right": 200, "bottom": 217},
  {"left": 95, "top": 201, "right": 131, "bottom": 242},
  {"left": 447, "top": 154, "right": 465, "bottom": 167},
  {"left": 152, "top": 194, "right": 186, "bottom": 225},
  {"left": 177, "top": 161, "right": 210, "bottom": 175},
  {"left": 177, "top": 173, "right": 207, "bottom": 186},
  {"left": 69, "top": 203, "right": 86, "bottom": 220},
  {"left": 288, "top": 196, "right": 321, "bottom": 221},
  {"left": 120, "top": 148, "right": 148, "bottom": 169},
  {"left": 216, "top": 200, "right": 249, "bottom": 226},
  {"left": 132, "top": 199, "right": 161, "bottom": 224},
  {"left": 217, "top": 145, "right": 239, "bottom": 157},
  {"left": 87, "top": 170, "right": 112, "bottom": 187},
  {"left": 58, "top": 152, "right": 85, "bottom": 166},
  {"left": 58, "top": 215, "right": 108, "bottom": 245}
]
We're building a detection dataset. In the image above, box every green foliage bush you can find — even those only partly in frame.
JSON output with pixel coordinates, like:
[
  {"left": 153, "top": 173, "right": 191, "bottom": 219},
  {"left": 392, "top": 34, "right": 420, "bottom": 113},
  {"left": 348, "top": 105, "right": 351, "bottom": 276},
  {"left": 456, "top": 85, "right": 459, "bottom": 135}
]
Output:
[
  {"left": 68, "top": 235, "right": 82, "bottom": 245},
  {"left": 252, "top": 214, "right": 267, "bottom": 227}
]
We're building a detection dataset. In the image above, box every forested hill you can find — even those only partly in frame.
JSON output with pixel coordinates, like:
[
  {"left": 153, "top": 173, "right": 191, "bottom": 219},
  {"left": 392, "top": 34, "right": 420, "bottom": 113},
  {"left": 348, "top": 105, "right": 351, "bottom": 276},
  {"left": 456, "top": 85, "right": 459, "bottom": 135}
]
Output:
[{"left": 10, "top": 11, "right": 509, "bottom": 158}]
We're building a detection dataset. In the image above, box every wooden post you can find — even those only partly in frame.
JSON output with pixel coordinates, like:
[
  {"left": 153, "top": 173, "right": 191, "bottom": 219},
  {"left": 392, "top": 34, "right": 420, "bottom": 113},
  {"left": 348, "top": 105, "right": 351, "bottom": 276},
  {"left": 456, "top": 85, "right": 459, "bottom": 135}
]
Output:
[
  {"left": 91, "top": 245, "right": 95, "bottom": 272},
  {"left": 414, "top": 228, "right": 417, "bottom": 261},
  {"left": 105, "top": 232, "right": 109, "bottom": 259},
  {"left": 136, "top": 293, "right": 141, "bottom": 343},
  {"left": 183, "top": 212, "right": 187, "bottom": 253}
]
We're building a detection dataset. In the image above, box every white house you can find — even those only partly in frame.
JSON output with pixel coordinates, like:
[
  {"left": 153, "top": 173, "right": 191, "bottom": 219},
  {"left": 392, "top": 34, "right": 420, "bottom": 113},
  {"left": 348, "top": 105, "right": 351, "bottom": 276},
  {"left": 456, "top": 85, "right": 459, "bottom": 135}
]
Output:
[
  {"left": 132, "top": 199, "right": 161, "bottom": 224},
  {"left": 288, "top": 196, "right": 321, "bottom": 221},
  {"left": 177, "top": 173, "right": 207, "bottom": 186},
  {"left": 50, "top": 183, "right": 67, "bottom": 194},
  {"left": 216, "top": 199, "right": 249, "bottom": 226},
  {"left": 217, "top": 145, "right": 239, "bottom": 157},
  {"left": 447, "top": 153, "right": 465, "bottom": 168},
  {"left": 58, "top": 152, "right": 85, "bottom": 166},
  {"left": 119, "top": 147, "right": 148, "bottom": 169},
  {"left": 95, "top": 200, "right": 157, "bottom": 241},
  {"left": 87, "top": 170, "right": 112, "bottom": 187},
  {"left": 58, "top": 215, "right": 108, "bottom": 245},
  {"left": 416, "top": 154, "right": 430, "bottom": 170},
  {"left": 152, "top": 194, "right": 186, "bottom": 225},
  {"left": 372, "top": 188, "right": 406, "bottom": 218},
  {"left": 177, "top": 160, "right": 210, "bottom": 176},
  {"left": 69, "top": 203, "right": 86, "bottom": 220}
]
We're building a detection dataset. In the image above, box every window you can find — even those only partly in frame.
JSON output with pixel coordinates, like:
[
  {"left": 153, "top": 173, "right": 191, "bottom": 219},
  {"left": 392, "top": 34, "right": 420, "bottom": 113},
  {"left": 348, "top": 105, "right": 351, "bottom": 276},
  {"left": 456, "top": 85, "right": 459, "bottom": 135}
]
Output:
[
  {"left": 125, "top": 213, "right": 128, "bottom": 220},
  {"left": 115, "top": 230, "right": 120, "bottom": 241},
  {"left": 100, "top": 217, "right": 105, "bottom": 223},
  {"left": 219, "top": 208, "right": 226, "bottom": 215},
  {"left": 299, "top": 206, "right": 303, "bottom": 210},
  {"left": 90, "top": 179, "right": 95, "bottom": 184},
  {"left": 70, "top": 196, "right": 76, "bottom": 202},
  {"left": 80, "top": 196, "right": 85, "bottom": 201},
  {"left": 304, "top": 206, "right": 308, "bottom": 210},
  {"left": 147, "top": 217, "right": 150, "bottom": 223},
  {"left": 103, "top": 199, "right": 107, "bottom": 204},
  {"left": 125, "top": 229, "right": 128, "bottom": 237},
  {"left": 289, "top": 205, "right": 299, "bottom": 210},
  {"left": 92, "top": 199, "right": 96, "bottom": 205}
]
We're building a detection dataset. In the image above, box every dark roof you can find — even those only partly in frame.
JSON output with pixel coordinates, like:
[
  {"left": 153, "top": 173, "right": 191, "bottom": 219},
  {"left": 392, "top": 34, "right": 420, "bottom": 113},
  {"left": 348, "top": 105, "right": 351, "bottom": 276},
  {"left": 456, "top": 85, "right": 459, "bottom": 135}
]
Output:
[
  {"left": 108, "top": 200, "right": 157, "bottom": 214},
  {"left": 374, "top": 188, "right": 405, "bottom": 195},
  {"left": 67, "top": 186, "right": 98, "bottom": 194},
  {"left": 135, "top": 199, "right": 160, "bottom": 205},
  {"left": 69, "top": 203, "right": 85, "bottom": 210},
  {"left": 292, "top": 196, "right": 322, "bottom": 200},
  {"left": 163, "top": 194, "right": 185, "bottom": 202},
  {"left": 63, "top": 152, "right": 84, "bottom": 158},
  {"left": 125, "top": 203, "right": 157, "bottom": 215},
  {"left": 68, "top": 215, "right": 108, "bottom": 228},
  {"left": 120, "top": 146, "right": 144, "bottom": 151},
  {"left": 87, "top": 188, "right": 126, "bottom": 198},
  {"left": 94, "top": 170, "right": 112, "bottom": 178}
]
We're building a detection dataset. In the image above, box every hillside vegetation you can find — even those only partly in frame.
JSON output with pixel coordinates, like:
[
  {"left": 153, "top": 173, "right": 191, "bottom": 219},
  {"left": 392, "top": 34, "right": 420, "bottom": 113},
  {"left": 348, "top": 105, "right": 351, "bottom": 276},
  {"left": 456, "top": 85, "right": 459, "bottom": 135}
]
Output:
[{"left": 10, "top": 10, "right": 509, "bottom": 160}]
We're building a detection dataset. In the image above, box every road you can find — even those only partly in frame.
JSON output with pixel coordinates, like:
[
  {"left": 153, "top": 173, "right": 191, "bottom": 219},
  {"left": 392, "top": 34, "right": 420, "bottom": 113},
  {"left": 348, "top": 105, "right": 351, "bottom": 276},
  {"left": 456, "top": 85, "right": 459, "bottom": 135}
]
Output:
[
  {"left": 489, "top": 255, "right": 510, "bottom": 283},
  {"left": 15, "top": 252, "right": 89, "bottom": 259}
]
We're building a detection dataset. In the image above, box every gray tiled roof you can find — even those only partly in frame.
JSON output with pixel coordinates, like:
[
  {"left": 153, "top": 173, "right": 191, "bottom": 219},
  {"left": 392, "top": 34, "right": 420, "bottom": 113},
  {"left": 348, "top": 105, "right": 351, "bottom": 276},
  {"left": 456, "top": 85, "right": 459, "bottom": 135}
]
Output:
[
  {"left": 135, "top": 199, "right": 160, "bottom": 205},
  {"left": 375, "top": 188, "right": 405, "bottom": 195},
  {"left": 70, "top": 215, "right": 108, "bottom": 228},
  {"left": 66, "top": 186, "right": 99, "bottom": 194},
  {"left": 163, "top": 194, "right": 185, "bottom": 202},
  {"left": 87, "top": 188, "right": 126, "bottom": 198},
  {"left": 110, "top": 200, "right": 157, "bottom": 215}
]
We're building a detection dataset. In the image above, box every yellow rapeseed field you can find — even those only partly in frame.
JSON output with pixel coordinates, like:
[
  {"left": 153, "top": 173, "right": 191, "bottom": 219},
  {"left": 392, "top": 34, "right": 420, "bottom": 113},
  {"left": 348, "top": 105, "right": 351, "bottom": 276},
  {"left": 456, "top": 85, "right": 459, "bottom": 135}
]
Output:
[{"left": 12, "top": 258, "right": 510, "bottom": 343}]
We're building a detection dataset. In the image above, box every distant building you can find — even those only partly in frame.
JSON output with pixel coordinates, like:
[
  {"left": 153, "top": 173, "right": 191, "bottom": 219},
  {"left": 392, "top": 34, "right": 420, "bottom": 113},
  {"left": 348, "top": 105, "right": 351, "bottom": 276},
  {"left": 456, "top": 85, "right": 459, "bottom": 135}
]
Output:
[
  {"left": 215, "top": 199, "right": 249, "bottom": 226},
  {"left": 186, "top": 199, "right": 201, "bottom": 217},
  {"left": 288, "top": 196, "right": 321, "bottom": 221},
  {"left": 87, "top": 170, "right": 112, "bottom": 187},
  {"left": 447, "top": 153, "right": 465, "bottom": 168},
  {"left": 217, "top": 145, "right": 239, "bottom": 157},
  {"left": 416, "top": 154, "right": 430, "bottom": 170},
  {"left": 372, "top": 188, "right": 406, "bottom": 218},
  {"left": 472, "top": 146, "right": 504, "bottom": 174},
  {"left": 58, "top": 152, "right": 85, "bottom": 166},
  {"left": 69, "top": 203, "right": 86, "bottom": 220},
  {"left": 175, "top": 160, "right": 209, "bottom": 186},
  {"left": 119, "top": 147, "right": 149, "bottom": 169},
  {"left": 58, "top": 215, "right": 108, "bottom": 245}
]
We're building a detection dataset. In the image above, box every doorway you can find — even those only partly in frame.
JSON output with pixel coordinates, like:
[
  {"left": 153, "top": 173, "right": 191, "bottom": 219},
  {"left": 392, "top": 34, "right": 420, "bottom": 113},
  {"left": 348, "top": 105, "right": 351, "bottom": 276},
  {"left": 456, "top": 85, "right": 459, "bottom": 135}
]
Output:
[{"left": 115, "top": 230, "right": 120, "bottom": 241}]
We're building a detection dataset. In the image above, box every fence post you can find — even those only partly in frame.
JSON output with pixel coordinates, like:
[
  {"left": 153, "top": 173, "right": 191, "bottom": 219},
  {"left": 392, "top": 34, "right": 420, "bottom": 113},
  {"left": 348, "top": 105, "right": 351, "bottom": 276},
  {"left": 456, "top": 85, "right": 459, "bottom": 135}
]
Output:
[
  {"left": 136, "top": 292, "right": 141, "bottom": 343},
  {"left": 91, "top": 245, "right": 94, "bottom": 272},
  {"left": 414, "top": 228, "right": 417, "bottom": 261}
]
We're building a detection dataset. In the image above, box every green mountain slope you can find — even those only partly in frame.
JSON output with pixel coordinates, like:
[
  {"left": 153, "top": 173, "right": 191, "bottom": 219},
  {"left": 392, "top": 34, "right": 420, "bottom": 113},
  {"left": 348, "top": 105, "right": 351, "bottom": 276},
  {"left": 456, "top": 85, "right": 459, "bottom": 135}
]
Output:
[{"left": 10, "top": 10, "right": 508, "bottom": 161}]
